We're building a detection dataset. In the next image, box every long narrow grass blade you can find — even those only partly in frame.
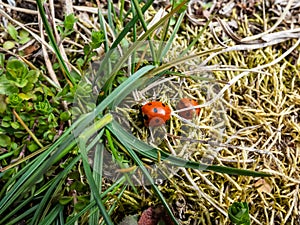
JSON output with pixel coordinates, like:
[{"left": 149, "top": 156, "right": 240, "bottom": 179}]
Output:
[
  {"left": 38, "top": 204, "right": 64, "bottom": 225},
  {"left": 160, "top": 10, "right": 186, "bottom": 59},
  {"left": 0, "top": 114, "right": 88, "bottom": 214},
  {"left": 30, "top": 156, "right": 80, "bottom": 225},
  {"left": 105, "top": 129, "right": 138, "bottom": 193},
  {"left": 107, "top": 0, "right": 116, "bottom": 35},
  {"left": 0, "top": 196, "right": 35, "bottom": 224},
  {"left": 110, "top": 0, "right": 154, "bottom": 50},
  {"left": 151, "top": 47, "right": 224, "bottom": 76},
  {"left": 95, "top": 65, "right": 155, "bottom": 115},
  {"left": 89, "top": 144, "right": 103, "bottom": 225},
  {"left": 98, "top": 9, "right": 110, "bottom": 53},
  {"left": 79, "top": 141, "right": 114, "bottom": 225},
  {"left": 78, "top": 114, "right": 115, "bottom": 225},
  {"left": 65, "top": 202, "right": 96, "bottom": 225},
  {"left": 65, "top": 177, "right": 126, "bottom": 225},
  {"left": 35, "top": 0, "right": 75, "bottom": 85},
  {"left": 108, "top": 120, "right": 271, "bottom": 177},
  {"left": 131, "top": 0, "right": 137, "bottom": 75},
  {"left": 100, "top": 0, "right": 187, "bottom": 88},
  {"left": 5, "top": 205, "right": 38, "bottom": 225},
  {"left": 132, "top": 0, "right": 157, "bottom": 64},
  {"left": 108, "top": 130, "right": 179, "bottom": 225}
]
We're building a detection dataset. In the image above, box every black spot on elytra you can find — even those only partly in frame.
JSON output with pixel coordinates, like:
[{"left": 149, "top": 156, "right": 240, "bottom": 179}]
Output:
[{"left": 153, "top": 108, "right": 158, "bottom": 113}]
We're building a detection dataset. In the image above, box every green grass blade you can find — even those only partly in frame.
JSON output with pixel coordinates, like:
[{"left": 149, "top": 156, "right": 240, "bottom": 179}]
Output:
[
  {"left": 110, "top": 0, "right": 154, "bottom": 50},
  {"left": 65, "top": 201, "right": 96, "bottom": 225},
  {"left": 78, "top": 114, "right": 115, "bottom": 225},
  {"left": 160, "top": 12, "right": 185, "bottom": 59},
  {"left": 65, "top": 177, "right": 126, "bottom": 225},
  {"left": 89, "top": 143, "right": 103, "bottom": 225},
  {"left": 132, "top": 0, "right": 157, "bottom": 64},
  {"left": 80, "top": 143, "right": 114, "bottom": 225},
  {"left": 99, "top": 185, "right": 127, "bottom": 225},
  {"left": 108, "top": 120, "right": 271, "bottom": 177},
  {"left": 98, "top": 9, "right": 110, "bottom": 53},
  {"left": 35, "top": 0, "right": 75, "bottom": 85},
  {"left": 151, "top": 47, "right": 224, "bottom": 76},
  {"left": 0, "top": 157, "right": 37, "bottom": 197},
  {"left": 0, "top": 196, "right": 36, "bottom": 224},
  {"left": 105, "top": 129, "right": 138, "bottom": 194},
  {"left": 107, "top": 129, "right": 179, "bottom": 225},
  {"left": 30, "top": 156, "right": 81, "bottom": 225},
  {"left": 5, "top": 205, "right": 38, "bottom": 225},
  {"left": 0, "top": 114, "right": 88, "bottom": 215},
  {"left": 95, "top": 65, "right": 155, "bottom": 115},
  {"left": 100, "top": 0, "right": 187, "bottom": 89},
  {"left": 39, "top": 204, "right": 64, "bottom": 225},
  {"left": 107, "top": 0, "right": 116, "bottom": 35}
]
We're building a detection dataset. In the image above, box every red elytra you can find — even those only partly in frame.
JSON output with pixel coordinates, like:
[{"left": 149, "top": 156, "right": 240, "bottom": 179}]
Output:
[
  {"left": 176, "top": 98, "right": 200, "bottom": 120},
  {"left": 141, "top": 101, "right": 171, "bottom": 127}
]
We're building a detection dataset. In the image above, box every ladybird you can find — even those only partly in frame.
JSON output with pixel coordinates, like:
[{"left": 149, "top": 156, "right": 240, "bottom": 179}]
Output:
[
  {"left": 176, "top": 98, "right": 200, "bottom": 120},
  {"left": 141, "top": 101, "right": 171, "bottom": 127}
]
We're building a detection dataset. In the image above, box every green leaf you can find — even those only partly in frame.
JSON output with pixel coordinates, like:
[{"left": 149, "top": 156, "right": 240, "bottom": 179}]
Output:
[
  {"left": 74, "top": 201, "right": 86, "bottom": 211},
  {"left": 6, "top": 59, "right": 29, "bottom": 88},
  {"left": 34, "top": 100, "right": 53, "bottom": 114},
  {"left": 83, "top": 44, "right": 91, "bottom": 55},
  {"left": 76, "top": 58, "right": 84, "bottom": 68},
  {"left": 27, "top": 142, "right": 39, "bottom": 152},
  {"left": 7, "top": 93, "right": 23, "bottom": 108},
  {"left": 7, "top": 24, "right": 18, "bottom": 41},
  {"left": 19, "top": 37, "right": 31, "bottom": 45},
  {"left": 27, "top": 70, "right": 40, "bottom": 84},
  {"left": 3, "top": 41, "right": 15, "bottom": 50},
  {"left": 64, "top": 13, "right": 77, "bottom": 31},
  {"left": 10, "top": 121, "right": 20, "bottom": 129},
  {"left": 60, "top": 111, "right": 71, "bottom": 121},
  {"left": 91, "top": 31, "right": 105, "bottom": 49},
  {"left": 0, "top": 53, "right": 4, "bottom": 68},
  {"left": 19, "top": 29, "right": 29, "bottom": 39},
  {"left": 0, "top": 134, "right": 11, "bottom": 147},
  {"left": 22, "top": 83, "right": 35, "bottom": 93},
  {"left": 228, "top": 202, "right": 250, "bottom": 225},
  {"left": 59, "top": 196, "right": 73, "bottom": 205},
  {"left": 18, "top": 93, "right": 35, "bottom": 100},
  {"left": 0, "top": 76, "right": 18, "bottom": 95},
  {"left": 0, "top": 95, "right": 7, "bottom": 113}
]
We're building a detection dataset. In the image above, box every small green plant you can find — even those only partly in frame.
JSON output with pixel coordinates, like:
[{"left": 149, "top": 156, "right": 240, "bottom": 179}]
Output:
[
  {"left": 3, "top": 24, "right": 31, "bottom": 50},
  {"left": 228, "top": 202, "right": 250, "bottom": 225},
  {"left": 76, "top": 30, "right": 105, "bottom": 70},
  {"left": 0, "top": 57, "right": 67, "bottom": 169},
  {"left": 57, "top": 13, "right": 78, "bottom": 40}
]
